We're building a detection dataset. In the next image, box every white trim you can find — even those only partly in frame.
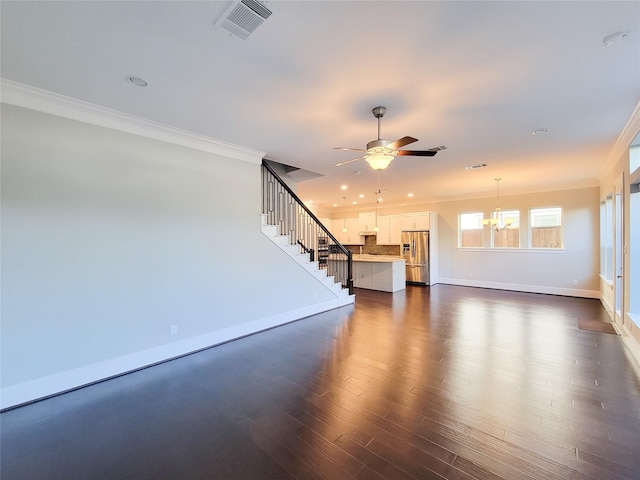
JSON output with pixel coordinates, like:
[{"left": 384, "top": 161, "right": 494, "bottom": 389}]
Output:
[
  {"left": 605, "top": 98, "right": 640, "bottom": 178},
  {"left": 600, "top": 294, "right": 614, "bottom": 318},
  {"left": 438, "top": 277, "right": 599, "bottom": 298},
  {"left": 0, "top": 79, "right": 265, "bottom": 164},
  {"left": 0, "top": 299, "right": 348, "bottom": 410},
  {"left": 457, "top": 248, "right": 565, "bottom": 254},
  {"left": 599, "top": 274, "right": 614, "bottom": 287},
  {"left": 620, "top": 313, "right": 640, "bottom": 370}
]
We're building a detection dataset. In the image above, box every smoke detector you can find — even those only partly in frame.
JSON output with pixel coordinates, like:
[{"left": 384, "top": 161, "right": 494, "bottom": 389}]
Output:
[
  {"left": 214, "top": 0, "right": 274, "bottom": 39},
  {"left": 603, "top": 31, "right": 627, "bottom": 47}
]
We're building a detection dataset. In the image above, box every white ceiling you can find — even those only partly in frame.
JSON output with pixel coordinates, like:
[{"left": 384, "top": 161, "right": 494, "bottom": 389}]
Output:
[{"left": 2, "top": 1, "right": 639, "bottom": 214}]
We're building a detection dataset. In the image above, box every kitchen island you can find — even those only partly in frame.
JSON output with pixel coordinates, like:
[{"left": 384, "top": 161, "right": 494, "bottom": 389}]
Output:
[{"left": 352, "top": 255, "right": 406, "bottom": 292}]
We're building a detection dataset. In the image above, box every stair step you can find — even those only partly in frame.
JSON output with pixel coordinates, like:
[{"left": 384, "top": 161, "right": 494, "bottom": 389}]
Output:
[
  {"left": 272, "top": 235, "right": 290, "bottom": 246},
  {"left": 281, "top": 243, "right": 299, "bottom": 254},
  {"left": 336, "top": 288, "right": 349, "bottom": 298},
  {"left": 261, "top": 217, "right": 354, "bottom": 304},
  {"left": 261, "top": 224, "right": 280, "bottom": 236},
  {"left": 338, "top": 294, "right": 356, "bottom": 306}
]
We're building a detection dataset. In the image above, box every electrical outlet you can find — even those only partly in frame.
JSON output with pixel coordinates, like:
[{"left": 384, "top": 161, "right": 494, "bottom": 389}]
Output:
[
  {"left": 468, "top": 273, "right": 473, "bottom": 278},
  {"left": 572, "top": 280, "right": 578, "bottom": 286},
  {"left": 170, "top": 325, "right": 178, "bottom": 336}
]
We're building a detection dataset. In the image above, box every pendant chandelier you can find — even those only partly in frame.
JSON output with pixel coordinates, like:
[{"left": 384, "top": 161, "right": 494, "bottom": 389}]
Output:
[{"left": 483, "top": 178, "right": 512, "bottom": 231}]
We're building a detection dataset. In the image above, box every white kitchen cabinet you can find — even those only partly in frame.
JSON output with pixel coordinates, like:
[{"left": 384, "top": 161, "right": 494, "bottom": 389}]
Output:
[
  {"left": 352, "top": 256, "right": 406, "bottom": 292},
  {"left": 376, "top": 214, "right": 402, "bottom": 245},
  {"left": 331, "top": 218, "right": 346, "bottom": 243},
  {"left": 400, "top": 212, "right": 431, "bottom": 230},
  {"left": 346, "top": 218, "right": 364, "bottom": 244},
  {"left": 318, "top": 217, "right": 331, "bottom": 232},
  {"left": 358, "top": 212, "right": 377, "bottom": 232},
  {"left": 333, "top": 217, "right": 363, "bottom": 244},
  {"left": 354, "top": 261, "right": 375, "bottom": 290}
]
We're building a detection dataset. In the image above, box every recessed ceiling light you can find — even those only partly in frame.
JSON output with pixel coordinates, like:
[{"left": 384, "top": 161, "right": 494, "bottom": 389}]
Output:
[
  {"left": 359, "top": 194, "right": 365, "bottom": 198},
  {"left": 127, "top": 75, "right": 148, "bottom": 87},
  {"left": 333, "top": 203, "right": 338, "bottom": 207},
  {"left": 464, "top": 163, "right": 487, "bottom": 171},
  {"left": 340, "top": 185, "right": 348, "bottom": 190},
  {"left": 408, "top": 193, "right": 414, "bottom": 197},
  {"left": 531, "top": 128, "right": 549, "bottom": 135},
  {"left": 352, "top": 201, "right": 357, "bottom": 205}
]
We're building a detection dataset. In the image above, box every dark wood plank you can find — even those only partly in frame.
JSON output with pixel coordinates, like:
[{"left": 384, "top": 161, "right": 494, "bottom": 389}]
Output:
[{"left": 3, "top": 285, "right": 640, "bottom": 480}]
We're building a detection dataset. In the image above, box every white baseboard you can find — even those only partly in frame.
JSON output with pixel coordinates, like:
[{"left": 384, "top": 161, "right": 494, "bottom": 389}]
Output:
[
  {"left": 621, "top": 329, "right": 640, "bottom": 369},
  {"left": 0, "top": 299, "right": 346, "bottom": 410},
  {"left": 619, "top": 314, "right": 640, "bottom": 370},
  {"left": 437, "top": 278, "right": 599, "bottom": 299},
  {"left": 600, "top": 295, "right": 614, "bottom": 318}
]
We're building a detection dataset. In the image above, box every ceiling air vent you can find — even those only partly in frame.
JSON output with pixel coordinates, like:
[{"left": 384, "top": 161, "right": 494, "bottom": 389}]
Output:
[{"left": 215, "top": 0, "right": 273, "bottom": 39}]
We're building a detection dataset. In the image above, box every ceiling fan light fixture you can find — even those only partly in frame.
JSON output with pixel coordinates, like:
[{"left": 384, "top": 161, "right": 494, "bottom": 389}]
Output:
[{"left": 366, "top": 154, "right": 394, "bottom": 170}]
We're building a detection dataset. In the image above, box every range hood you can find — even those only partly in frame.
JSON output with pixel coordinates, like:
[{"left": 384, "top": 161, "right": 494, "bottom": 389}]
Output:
[{"left": 358, "top": 231, "right": 378, "bottom": 236}]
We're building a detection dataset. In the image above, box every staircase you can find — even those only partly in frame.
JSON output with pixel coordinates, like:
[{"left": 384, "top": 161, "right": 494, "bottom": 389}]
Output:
[
  {"left": 260, "top": 215, "right": 354, "bottom": 306},
  {"left": 261, "top": 160, "right": 354, "bottom": 306}
]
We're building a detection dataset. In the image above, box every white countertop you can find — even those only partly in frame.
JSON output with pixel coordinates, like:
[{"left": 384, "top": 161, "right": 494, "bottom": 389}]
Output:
[{"left": 352, "top": 254, "right": 405, "bottom": 263}]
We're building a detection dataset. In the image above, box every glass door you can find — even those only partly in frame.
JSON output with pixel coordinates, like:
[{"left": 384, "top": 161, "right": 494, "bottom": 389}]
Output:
[{"left": 614, "top": 174, "right": 624, "bottom": 325}]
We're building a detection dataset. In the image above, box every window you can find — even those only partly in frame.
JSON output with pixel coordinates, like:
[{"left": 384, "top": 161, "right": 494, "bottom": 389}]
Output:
[
  {"left": 491, "top": 210, "right": 520, "bottom": 248},
  {"left": 459, "top": 212, "right": 484, "bottom": 248},
  {"left": 530, "top": 207, "right": 562, "bottom": 248}
]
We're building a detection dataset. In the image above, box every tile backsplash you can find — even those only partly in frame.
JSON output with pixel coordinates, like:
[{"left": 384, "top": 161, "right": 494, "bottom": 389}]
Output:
[{"left": 344, "top": 235, "right": 401, "bottom": 256}]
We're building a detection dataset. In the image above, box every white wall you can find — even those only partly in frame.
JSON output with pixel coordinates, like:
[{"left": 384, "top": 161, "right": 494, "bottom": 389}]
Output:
[
  {"left": 328, "top": 187, "right": 600, "bottom": 296},
  {"left": 0, "top": 104, "right": 339, "bottom": 408},
  {"left": 432, "top": 188, "right": 600, "bottom": 296},
  {"left": 329, "top": 187, "right": 600, "bottom": 297}
]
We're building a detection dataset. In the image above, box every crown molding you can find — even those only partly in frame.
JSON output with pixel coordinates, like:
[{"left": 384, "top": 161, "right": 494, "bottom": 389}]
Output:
[
  {"left": 0, "top": 79, "right": 265, "bottom": 164},
  {"left": 605, "top": 98, "right": 640, "bottom": 174}
]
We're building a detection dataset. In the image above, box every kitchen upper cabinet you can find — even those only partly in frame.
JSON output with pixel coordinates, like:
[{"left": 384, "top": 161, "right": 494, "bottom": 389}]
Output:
[
  {"left": 332, "top": 218, "right": 363, "bottom": 245},
  {"left": 400, "top": 212, "right": 431, "bottom": 230},
  {"left": 376, "top": 214, "right": 402, "bottom": 245},
  {"left": 318, "top": 217, "right": 331, "bottom": 231},
  {"left": 345, "top": 217, "right": 364, "bottom": 244},
  {"left": 358, "top": 212, "right": 377, "bottom": 232},
  {"left": 331, "top": 219, "right": 346, "bottom": 243}
]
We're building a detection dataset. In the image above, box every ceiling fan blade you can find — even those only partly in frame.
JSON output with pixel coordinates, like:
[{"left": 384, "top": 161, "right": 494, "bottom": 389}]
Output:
[
  {"left": 333, "top": 146, "right": 368, "bottom": 152},
  {"left": 386, "top": 136, "right": 418, "bottom": 150},
  {"left": 396, "top": 145, "right": 447, "bottom": 157},
  {"left": 333, "top": 156, "right": 364, "bottom": 167},
  {"left": 395, "top": 150, "right": 436, "bottom": 157}
]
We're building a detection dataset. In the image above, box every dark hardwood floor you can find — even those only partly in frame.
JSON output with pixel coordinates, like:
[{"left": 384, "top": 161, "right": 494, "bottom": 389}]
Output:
[{"left": 2, "top": 285, "right": 640, "bottom": 479}]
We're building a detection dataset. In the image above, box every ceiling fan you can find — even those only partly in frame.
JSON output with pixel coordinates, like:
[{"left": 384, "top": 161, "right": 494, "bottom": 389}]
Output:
[{"left": 333, "top": 106, "right": 446, "bottom": 170}]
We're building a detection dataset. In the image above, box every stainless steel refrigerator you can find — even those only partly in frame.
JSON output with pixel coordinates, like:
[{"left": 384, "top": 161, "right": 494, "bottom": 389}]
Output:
[{"left": 401, "top": 230, "right": 429, "bottom": 285}]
